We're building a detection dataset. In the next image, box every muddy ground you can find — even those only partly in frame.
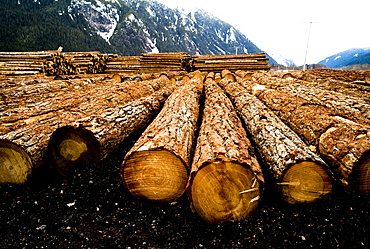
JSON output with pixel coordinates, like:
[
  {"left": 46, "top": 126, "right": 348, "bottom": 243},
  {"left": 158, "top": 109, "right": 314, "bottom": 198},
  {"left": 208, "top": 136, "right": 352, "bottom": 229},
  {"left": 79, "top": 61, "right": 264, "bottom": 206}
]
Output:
[{"left": 1, "top": 132, "right": 369, "bottom": 249}]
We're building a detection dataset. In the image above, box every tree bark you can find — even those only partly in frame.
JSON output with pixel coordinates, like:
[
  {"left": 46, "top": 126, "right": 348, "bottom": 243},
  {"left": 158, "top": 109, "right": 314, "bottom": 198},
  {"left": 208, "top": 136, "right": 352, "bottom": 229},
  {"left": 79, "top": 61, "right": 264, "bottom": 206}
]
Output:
[
  {"left": 0, "top": 75, "right": 175, "bottom": 181},
  {"left": 240, "top": 79, "right": 370, "bottom": 194},
  {"left": 121, "top": 76, "right": 203, "bottom": 202},
  {"left": 186, "top": 76, "right": 263, "bottom": 224},
  {"left": 245, "top": 72, "right": 370, "bottom": 126},
  {"left": 219, "top": 74, "right": 333, "bottom": 204}
]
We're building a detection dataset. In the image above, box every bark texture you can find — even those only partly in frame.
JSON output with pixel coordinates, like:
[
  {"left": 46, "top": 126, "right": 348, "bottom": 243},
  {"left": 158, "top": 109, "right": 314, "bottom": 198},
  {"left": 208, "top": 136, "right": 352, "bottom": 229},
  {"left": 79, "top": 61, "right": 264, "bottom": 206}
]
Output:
[
  {"left": 246, "top": 72, "right": 370, "bottom": 126},
  {"left": 121, "top": 76, "right": 203, "bottom": 202},
  {"left": 186, "top": 76, "right": 263, "bottom": 224},
  {"left": 219, "top": 75, "right": 333, "bottom": 204},
  {"left": 240, "top": 79, "right": 370, "bottom": 194},
  {"left": 0, "top": 75, "right": 174, "bottom": 180}
]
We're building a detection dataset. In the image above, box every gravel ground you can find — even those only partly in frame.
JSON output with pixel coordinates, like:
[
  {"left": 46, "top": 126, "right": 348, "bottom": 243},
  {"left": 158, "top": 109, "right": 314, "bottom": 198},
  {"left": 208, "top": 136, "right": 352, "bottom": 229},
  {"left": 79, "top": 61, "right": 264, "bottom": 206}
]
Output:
[{"left": 1, "top": 133, "right": 369, "bottom": 249}]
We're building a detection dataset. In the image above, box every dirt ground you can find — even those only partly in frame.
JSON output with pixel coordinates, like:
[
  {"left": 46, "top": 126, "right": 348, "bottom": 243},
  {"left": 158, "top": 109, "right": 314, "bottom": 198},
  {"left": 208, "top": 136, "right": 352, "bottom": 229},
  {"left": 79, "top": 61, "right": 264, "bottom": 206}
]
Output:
[{"left": 1, "top": 131, "right": 369, "bottom": 249}]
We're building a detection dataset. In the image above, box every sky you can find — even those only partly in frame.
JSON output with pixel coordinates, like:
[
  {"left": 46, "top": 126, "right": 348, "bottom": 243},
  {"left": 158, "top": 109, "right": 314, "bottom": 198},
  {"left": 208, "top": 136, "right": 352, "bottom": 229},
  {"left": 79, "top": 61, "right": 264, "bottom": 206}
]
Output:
[{"left": 155, "top": 0, "right": 370, "bottom": 65}]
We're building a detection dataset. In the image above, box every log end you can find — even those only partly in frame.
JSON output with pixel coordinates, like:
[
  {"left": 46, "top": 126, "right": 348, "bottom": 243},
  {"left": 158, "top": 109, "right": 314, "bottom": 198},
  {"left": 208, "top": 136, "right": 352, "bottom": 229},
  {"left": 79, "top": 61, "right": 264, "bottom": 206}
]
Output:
[
  {"left": 0, "top": 140, "right": 33, "bottom": 184},
  {"left": 280, "top": 161, "right": 333, "bottom": 204},
  {"left": 351, "top": 151, "right": 370, "bottom": 195},
  {"left": 48, "top": 126, "right": 100, "bottom": 177},
  {"left": 190, "top": 161, "right": 260, "bottom": 224},
  {"left": 122, "top": 150, "right": 188, "bottom": 202}
]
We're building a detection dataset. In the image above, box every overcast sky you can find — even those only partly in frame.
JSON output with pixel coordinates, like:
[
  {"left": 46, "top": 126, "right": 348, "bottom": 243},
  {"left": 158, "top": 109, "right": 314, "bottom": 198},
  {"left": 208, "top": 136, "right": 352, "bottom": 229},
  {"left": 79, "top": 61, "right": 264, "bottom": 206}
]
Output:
[{"left": 156, "top": 0, "right": 369, "bottom": 65}]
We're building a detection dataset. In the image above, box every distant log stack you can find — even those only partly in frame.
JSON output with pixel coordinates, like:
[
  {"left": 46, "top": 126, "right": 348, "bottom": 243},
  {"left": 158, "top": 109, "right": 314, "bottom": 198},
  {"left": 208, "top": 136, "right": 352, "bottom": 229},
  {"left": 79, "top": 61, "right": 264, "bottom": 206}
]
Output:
[
  {"left": 104, "top": 55, "right": 141, "bottom": 74},
  {"left": 219, "top": 71, "right": 333, "bottom": 204},
  {"left": 192, "top": 53, "right": 270, "bottom": 72},
  {"left": 0, "top": 51, "right": 58, "bottom": 75},
  {"left": 63, "top": 51, "right": 107, "bottom": 74},
  {"left": 186, "top": 76, "right": 263, "bottom": 224},
  {"left": 139, "top": 52, "right": 191, "bottom": 73},
  {"left": 0, "top": 74, "right": 175, "bottom": 181},
  {"left": 121, "top": 75, "right": 203, "bottom": 202},
  {"left": 242, "top": 80, "right": 370, "bottom": 195}
]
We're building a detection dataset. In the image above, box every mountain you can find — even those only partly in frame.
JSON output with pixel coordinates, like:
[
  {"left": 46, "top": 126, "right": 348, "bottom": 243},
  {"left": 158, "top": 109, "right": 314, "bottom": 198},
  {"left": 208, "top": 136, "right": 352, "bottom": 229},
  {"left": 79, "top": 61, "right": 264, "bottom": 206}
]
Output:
[
  {"left": 0, "top": 0, "right": 277, "bottom": 64},
  {"left": 268, "top": 53, "right": 295, "bottom": 67},
  {"left": 318, "top": 47, "right": 370, "bottom": 68}
]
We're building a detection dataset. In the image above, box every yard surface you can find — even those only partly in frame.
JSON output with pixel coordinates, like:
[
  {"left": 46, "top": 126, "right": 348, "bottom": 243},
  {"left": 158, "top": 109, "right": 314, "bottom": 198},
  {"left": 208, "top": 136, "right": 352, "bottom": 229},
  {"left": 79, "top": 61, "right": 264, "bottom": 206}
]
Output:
[{"left": 1, "top": 131, "right": 369, "bottom": 248}]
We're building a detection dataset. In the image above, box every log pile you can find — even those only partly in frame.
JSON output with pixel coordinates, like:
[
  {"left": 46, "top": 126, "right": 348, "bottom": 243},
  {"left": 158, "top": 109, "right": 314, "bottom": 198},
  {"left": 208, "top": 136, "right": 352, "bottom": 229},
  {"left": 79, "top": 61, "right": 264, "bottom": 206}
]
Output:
[
  {"left": 139, "top": 52, "right": 192, "bottom": 73},
  {"left": 248, "top": 72, "right": 370, "bottom": 126},
  {"left": 105, "top": 55, "right": 141, "bottom": 74},
  {"left": 0, "top": 51, "right": 58, "bottom": 75},
  {"left": 2, "top": 61, "right": 370, "bottom": 223},
  {"left": 0, "top": 51, "right": 271, "bottom": 75},
  {"left": 0, "top": 74, "right": 176, "bottom": 181},
  {"left": 63, "top": 51, "right": 107, "bottom": 74},
  {"left": 236, "top": 71, "right": 370, "bottom": 195},
  {"left": 219, "top": 71, "right": 333, "bottom": 204},
  {"left": 192, "top": 53, "right": 270, "bottom": 72}
]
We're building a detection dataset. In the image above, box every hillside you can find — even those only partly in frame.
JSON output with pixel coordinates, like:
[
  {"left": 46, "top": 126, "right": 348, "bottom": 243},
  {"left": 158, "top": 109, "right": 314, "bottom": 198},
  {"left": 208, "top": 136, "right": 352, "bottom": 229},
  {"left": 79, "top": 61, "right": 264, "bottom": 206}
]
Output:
[
  {"left": 318, "top": 47, "right": 370, "bottom": 68},
  {"left": 0, "top": 0, "right": 277, "bottom": 63}
]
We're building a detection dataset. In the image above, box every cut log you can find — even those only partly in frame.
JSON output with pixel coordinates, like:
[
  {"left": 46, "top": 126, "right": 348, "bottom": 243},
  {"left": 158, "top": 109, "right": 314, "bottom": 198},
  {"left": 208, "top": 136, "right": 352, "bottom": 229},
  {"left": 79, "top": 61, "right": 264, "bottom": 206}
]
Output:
[
  {"left": 186, "top": 76, "right": 263, "bottom": 224},
  {"left": 0, "top": 74, "right": 175, "bottom": 181},
  {"left": 121, "top": 76, "right": 203, "bottom": 202},
  {"left": 242, "top": 81, "right": 370, "bottom": 194},
  {"left": 45, "top": 76, "right": 175, "bottom": 178},
  {"left": 0, "top": 140, "right": 33, "bottom": 184},
  {"left": 219, "top": 73, "right": 333, "bottom": 204}
]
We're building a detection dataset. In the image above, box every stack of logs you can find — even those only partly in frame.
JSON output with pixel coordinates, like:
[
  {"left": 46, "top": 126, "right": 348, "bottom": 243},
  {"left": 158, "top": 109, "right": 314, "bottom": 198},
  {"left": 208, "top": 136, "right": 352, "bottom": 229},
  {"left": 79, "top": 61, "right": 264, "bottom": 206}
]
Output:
[
  {"left": 63, "top": 51, "right": 107, "bottom": 74},
  {"left": 139, "top": 52, "right": 192, "bottom": 72},
  {"left": 0, "top": 51, "right": 58, "bottom": 75},
  {"left": 0, "top": 50, "right": 108, "bottom": 76},
  {"left": 191, "top": 53, "right": 270, "bottom": 72},
  {"left": 105, "top": 55, "right": 141, "bottom": 74},
  {"left": 1, "top": 50, "right": 271, "bottom": 75},
  {"left": 1, "top": 67, "right": 369, "bottom": 224}
]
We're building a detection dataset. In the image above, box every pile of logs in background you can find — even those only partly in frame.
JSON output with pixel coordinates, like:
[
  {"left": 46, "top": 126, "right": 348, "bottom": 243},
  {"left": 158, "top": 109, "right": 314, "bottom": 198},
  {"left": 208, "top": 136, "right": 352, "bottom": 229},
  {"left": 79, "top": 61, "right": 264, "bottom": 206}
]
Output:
[
  {"left": 1, "top": 50, "right": 270, "bottom": 76},
  {"left": 1, "top": 51, "right": 370, "bottom": 224}
]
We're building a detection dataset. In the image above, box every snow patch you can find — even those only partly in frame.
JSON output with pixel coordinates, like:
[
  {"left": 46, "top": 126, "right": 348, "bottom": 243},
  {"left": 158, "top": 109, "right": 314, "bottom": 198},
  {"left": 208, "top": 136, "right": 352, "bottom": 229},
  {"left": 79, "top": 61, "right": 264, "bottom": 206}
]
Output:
[
  {"left": 354, "top": 53, "right": 359, "bottom": 57},
  {"left": 146, "top": 6, "right": 156, "bottom": 17},
  {"left": 226, "top": 27, "right": 237, "bottom": 44},
  {"left": 269, "top": 53, "right": 295, "bottom": 67},
  {"left": 68, "top": 0, "right": 120, "bottom": 44},
  {"left": 334, "top": 56, "right": 342, "bottom": 60}
]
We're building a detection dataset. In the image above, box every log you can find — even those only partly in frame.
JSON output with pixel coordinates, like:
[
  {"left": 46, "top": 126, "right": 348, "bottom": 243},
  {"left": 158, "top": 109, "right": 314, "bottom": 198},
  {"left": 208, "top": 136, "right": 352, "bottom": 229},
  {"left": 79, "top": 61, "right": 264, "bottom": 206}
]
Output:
[
  {"left": 219, "top": 72, "right": 333, "bottom": 204},
  {"left": 284, "top": 70, "right": 370, "bottom": 101},
  {"left": 186, "top": 76, "right": 263, "bottom": 224},
  {"left": 0, "top": 74, "right": 175, "bottom": 181},
  {"left": 243, "top": 81, "right": 370, "bottom": 194},
  {"left": 246, "top": 72, "right": 370, "bottom": 126},
  {"left": 121, "top": 75, "right": 203, "bottom": 202},
  {"left": 48, "top": 88, "right": 173, "bottom": 177},
  {"left": 0, "top": 139, "right": 33, "bottom": 184}
]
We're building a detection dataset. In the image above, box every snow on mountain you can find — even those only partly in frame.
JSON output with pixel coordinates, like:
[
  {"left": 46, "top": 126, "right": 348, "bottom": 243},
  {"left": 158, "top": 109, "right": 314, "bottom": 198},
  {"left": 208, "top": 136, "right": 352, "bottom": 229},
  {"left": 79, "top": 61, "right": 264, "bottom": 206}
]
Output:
[
  {"left": 318, "top": 47, "right": 370, "bottom": 68},
  {"left": 2, "top": 0, "right": 276, "bottom": 62},
  {"left": 69, "top": 0, "right": 120, "bottom": 44},
  {"left": 268, "top": 53, "right": 295, "bottom": 67}
]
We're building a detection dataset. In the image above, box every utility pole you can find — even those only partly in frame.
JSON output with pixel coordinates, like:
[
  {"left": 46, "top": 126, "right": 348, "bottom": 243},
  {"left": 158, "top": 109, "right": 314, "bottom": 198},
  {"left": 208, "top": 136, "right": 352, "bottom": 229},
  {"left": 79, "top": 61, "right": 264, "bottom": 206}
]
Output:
[{"left": 303, "top": 21, "right": 314, "bottom": 71}]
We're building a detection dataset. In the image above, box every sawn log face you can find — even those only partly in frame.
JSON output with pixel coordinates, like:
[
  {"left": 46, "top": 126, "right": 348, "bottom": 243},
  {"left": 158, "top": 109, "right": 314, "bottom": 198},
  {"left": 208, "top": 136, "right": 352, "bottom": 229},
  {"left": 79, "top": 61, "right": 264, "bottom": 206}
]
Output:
[
  {"left": 219, "top": 75, "right": 333, "bottom": 204},
  {"left": 187, "top": 77, "right": 263, "bottom": 223},
  {"left": 121, "top": 77, "right": 203, "bottom": 202},
  {"left": 241, "top": 78, "right": 370, "bottom": 193}
]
